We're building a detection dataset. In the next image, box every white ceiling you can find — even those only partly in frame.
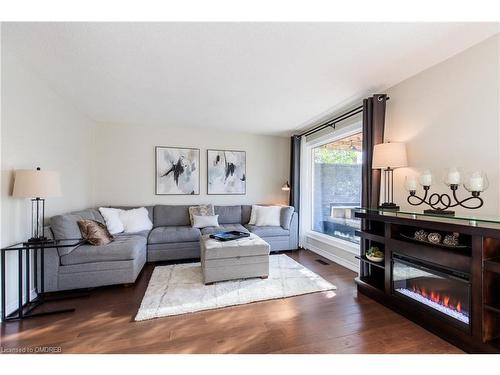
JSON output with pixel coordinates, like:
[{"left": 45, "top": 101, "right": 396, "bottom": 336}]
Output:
[{"left": 2, "top": 22, "right": 499, "bottom": 136}]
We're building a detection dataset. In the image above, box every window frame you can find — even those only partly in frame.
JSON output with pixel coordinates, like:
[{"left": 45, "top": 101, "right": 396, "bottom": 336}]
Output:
[{"left": 303, "top": 121, "right": 363, "bottom": 254}]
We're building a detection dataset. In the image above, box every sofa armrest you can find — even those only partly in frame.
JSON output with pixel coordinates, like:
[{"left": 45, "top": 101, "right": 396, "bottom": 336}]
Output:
[{"left": 288, "top": 212, "right": 299, "bottom": 249}]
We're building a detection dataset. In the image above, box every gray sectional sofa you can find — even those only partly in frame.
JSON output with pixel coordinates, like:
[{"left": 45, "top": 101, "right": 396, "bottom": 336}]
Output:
[{"left": 45, "top": 205, "right": 298, "bottom": 292}]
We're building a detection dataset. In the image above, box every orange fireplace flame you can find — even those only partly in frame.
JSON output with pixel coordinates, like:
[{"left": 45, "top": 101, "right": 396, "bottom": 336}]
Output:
[
  {"left": 410, "top": 285, "right": 463, "bottom": 313},
  {"left": 443, "top": 296, "right": 450, "bottom": 307}
]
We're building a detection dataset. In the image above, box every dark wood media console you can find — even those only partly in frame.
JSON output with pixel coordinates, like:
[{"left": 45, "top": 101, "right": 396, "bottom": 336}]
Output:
[{"left": 354, "top": 209, "right": 500, "bottom": 353}]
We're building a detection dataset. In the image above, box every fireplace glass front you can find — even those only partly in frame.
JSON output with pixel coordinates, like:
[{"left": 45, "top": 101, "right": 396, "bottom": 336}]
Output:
[{"left": 392, "top": 254, "right": 471, "bottom": 326}]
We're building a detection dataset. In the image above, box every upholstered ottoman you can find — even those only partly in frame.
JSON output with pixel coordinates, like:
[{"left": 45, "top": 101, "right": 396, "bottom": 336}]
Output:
[{"left": 201, "top": 233, "right": 271, "bottom": 284}]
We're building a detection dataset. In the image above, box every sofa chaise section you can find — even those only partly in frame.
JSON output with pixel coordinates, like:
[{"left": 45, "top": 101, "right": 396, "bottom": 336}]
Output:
[{"left": 47, "top": 208, "right": 147, "bottom": 292}]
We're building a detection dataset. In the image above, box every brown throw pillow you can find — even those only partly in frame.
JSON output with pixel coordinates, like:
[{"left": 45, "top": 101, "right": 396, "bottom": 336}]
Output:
[{"left": 77, "top": 219, "right": 114, "bottom": 246}]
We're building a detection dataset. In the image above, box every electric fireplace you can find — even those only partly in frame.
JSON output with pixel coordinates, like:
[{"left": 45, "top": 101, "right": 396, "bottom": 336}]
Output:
[{"left": 392, "top": 254, "right": 471, "bottom": 328}]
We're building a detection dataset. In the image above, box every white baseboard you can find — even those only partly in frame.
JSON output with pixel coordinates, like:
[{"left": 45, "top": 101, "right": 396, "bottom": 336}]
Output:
[{"left": 305, "top": 243, "right": 359, "bottom": 273}]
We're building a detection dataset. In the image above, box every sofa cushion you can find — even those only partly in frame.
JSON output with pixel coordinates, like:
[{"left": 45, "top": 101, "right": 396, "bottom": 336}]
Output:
[
  {"left": 241, "top": 205, "right": 252, "bottom": 224},
  {"left": 154, "top": 205, "right": 191, "bottom": 227},
  {"left": 51, "top": 208, "right": 104, "bottom": 240},
  {"left": 214, "top": 205, "right": 242, "bottom": 224},
  {"left": 201, "top": 223, "right": 249, "bottom": 235},
  {"left": 114, "top": 230, "right": 150, "bottom": 239},
  {"left": 148, "top": 226, "right": 201, "bottom": 244},
  {"left": 60, "top": 234, "right": 146, "bottom": 265},
  {"left": 280, "top": 206, "right": 295, "bottom": 229},
  {"left": 245, "top": 224, "right": 289, "bottom": 237}
]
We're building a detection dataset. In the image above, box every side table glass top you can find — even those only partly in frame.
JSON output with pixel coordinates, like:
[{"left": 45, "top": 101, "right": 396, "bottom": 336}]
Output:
[{"left": 1, "top": 239, "right": 85, "bottom": 251}]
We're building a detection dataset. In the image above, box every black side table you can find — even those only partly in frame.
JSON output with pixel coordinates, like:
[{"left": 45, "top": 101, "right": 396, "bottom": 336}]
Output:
[{"left": 1, "top": 239, "right": 86, "bottom": 321}]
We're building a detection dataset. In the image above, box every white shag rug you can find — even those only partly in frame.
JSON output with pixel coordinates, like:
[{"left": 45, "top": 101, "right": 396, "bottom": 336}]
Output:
[{"left": 135, "top": 254, "right": 336, "bottom": 321}]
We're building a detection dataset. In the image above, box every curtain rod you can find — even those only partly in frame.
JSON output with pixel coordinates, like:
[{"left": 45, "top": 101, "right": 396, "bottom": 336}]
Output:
[{"left": 297, "top": 96, "right": 390, "bottom": 138}]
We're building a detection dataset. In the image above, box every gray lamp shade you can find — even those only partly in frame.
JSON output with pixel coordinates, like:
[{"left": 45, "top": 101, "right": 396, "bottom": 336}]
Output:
[{"left": 13, "top": 169, "right": 62, "bottom": 198}]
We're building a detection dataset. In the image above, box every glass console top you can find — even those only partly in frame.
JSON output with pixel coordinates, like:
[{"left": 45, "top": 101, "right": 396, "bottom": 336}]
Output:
[{"left": 355, "top": 207, "right": 500, "bottom": 228}]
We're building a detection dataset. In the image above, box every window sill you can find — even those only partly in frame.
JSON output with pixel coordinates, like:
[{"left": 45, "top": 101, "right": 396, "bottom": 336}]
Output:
[{"left": 305, "top": 231, "right": 360, "bottom": 255}]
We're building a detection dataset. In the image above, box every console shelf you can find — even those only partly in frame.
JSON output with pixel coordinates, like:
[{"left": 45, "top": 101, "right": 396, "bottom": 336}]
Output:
[
  {"left": 355, "top": 255, "right": 385, "bottom": 269},
  {"left": 356, "top": 275, "right": 385, "bottom": 292},
  {"left": 354, "top": 208, "right": 500, "bottom": 354},
  {"left": 355, "top": 230, "right": 385, "bottom": 244}
]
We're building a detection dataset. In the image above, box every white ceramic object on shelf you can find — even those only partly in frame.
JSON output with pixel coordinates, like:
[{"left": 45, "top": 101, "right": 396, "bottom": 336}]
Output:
[{"left": 366, "top": 254, "right": 384, "bottom": 263}]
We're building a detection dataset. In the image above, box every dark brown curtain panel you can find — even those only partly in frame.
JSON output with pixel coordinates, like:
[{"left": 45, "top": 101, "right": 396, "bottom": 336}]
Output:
[
  {"left": 289, "top": 135, "right": 301, "bottom": 211},
  {"left": 361, "top": 94, "right": 386, "bottom": 269},
  {"left": 362, "top": 94, "right": 386, "bottom": 211}
]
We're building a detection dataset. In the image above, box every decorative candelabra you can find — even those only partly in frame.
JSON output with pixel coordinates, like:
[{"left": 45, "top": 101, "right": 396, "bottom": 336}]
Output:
[{"left": 405, "top": 168, "right": 488, "bottom": 216}]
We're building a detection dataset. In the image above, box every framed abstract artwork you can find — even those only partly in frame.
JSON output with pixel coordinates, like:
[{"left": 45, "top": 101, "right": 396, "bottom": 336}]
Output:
[
  {"left": 155, "top": 146, "right": 200, "bottom": 195},
  {"left": 207, "top": 149, "right": 246, "bottom": 195}
]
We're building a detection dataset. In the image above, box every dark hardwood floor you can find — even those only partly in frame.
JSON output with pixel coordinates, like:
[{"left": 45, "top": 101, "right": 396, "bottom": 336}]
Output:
[{"left": 0, "top": 250, "right": 462, "bottom": 354}]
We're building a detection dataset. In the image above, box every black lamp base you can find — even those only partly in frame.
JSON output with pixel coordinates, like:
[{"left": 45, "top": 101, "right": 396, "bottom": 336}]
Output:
[
  {"left": 378, "top": 202, "right": 400, "bottom": 210},
  {"left": 24, "top": 237, "right": 50, "bottom": 246},
  {"left": 27, "top": 236, "right": 49, "bottom": 243}
]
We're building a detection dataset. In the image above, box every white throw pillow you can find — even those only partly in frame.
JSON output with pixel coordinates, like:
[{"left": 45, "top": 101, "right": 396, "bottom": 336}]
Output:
[
  {"left": 119, "top": 207, "right": 153, "bottom": 233},
  {"left": 98, "top": 207, "right": 124, "bottom": 234},
  {"left": 248, "top": 205, "right": 261, "bottom": 225},
  {"left": 254, "top": 206, "right": 282, "bottom": 227},
  {"left": 192, "top": 214, "right": 219, "bottom": 229}
]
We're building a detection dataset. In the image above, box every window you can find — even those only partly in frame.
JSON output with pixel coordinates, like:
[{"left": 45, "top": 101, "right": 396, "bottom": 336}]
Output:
[{"left": 311, "top": 132, "right": 362, "bottom": 244}]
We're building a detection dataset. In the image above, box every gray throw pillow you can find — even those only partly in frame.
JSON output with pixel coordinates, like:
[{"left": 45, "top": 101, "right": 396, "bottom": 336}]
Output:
[
  {"left": 77, "top": 219, "right": 114, "bottom": 246},
  {"left": 188, "top": 204, "right": 215, "bottom": 226}
]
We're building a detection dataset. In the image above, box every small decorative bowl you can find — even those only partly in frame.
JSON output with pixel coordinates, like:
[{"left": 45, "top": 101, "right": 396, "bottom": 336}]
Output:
[
  {"left": 427, "top": 232, "right": 442, "bottom": 244},
  {"left": 366, "top": 254, "right": 384, "bottom": 263},
  {"left": 443, "top": 232, "right": 460, "bottom": 247},
  {"left": 414, "top": 229, "right": 428, "bottom": 242}
]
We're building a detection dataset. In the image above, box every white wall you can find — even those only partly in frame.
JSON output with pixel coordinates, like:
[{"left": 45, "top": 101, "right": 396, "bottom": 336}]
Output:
[
  {"left": 93, "top": 123, "right": 290, "bottom": 207},
  {"left": 385, "top": 34, "right": 500, "bottom": 216},
  {"left": 1, "top": 47, "right": 95, "bottom": 315}
]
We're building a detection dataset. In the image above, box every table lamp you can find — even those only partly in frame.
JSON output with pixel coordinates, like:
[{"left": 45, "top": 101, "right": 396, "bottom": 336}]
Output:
[
  {"left": 13, "top": 167, "right": 62, "bottom": 242},
  {"left": 372, "top": 142, "right": 407, "bottom": 210}
]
